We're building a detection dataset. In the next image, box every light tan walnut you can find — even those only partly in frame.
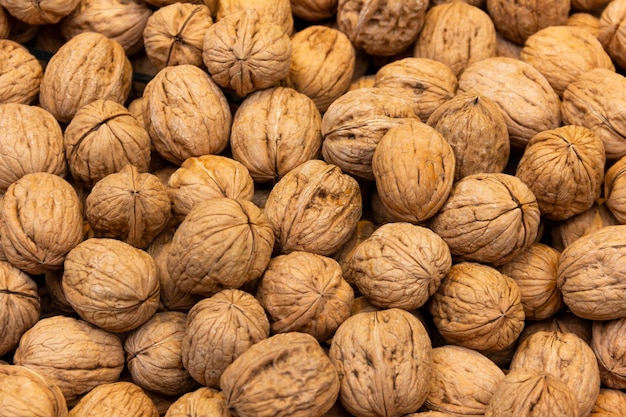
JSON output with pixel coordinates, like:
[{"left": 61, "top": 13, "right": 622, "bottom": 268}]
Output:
[
  {"left": 348, "top": 74, "right": 376, "bottom": 91},
  {"left": 0, "top": 39, "right": 42, "bottom": 104},
  {"left": 332, "top": 219, "right": 376, "bottom": 284},
  {"left": 495, "top": 31, "right": 522, "bottom": 59},
  {"left": 519, "top": 310, "right": 593, "bottom": 346},
  {"left": 217, "top": 0, "right": 293, "bottom": 36},
  {"left": 68, "top": 381, "right": 159, "bottom": 417},
  {"left": 599, "top": 0, "right": 626, "bottom": 70},
  {"left": 567, "top": 12, "right": 600, "bottom": 37},
  {"left": 551, "top": 202, "right": 618, "bottom": 252},
  {"left": 164, "top": 387, "right": 230, "bottom": 417},
  {"left": 591, "top": 389, "right": 626, "bottom": 416},
  {"left": 0, "top": 364, "right": 68, "bottom": 417},
  {"left": 290, "top": 0, "right": 336, "bottom": 20},
  {"left": 591, "top": 318, "right": 626, "bottom": 389},
  {"left": 604, "top": 156, "right": 626, "bottom": 223},
  {"left": 0, "top": 0, "right": 79, "bottom": 24}
]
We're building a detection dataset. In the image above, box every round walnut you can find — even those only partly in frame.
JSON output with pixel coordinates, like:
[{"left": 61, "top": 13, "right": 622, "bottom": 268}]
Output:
[
  {"left": 142, "top": 64, "right": 232, "bottom": 165},
  {"left": 329, "top": 308, "right": 432, "bottom": 417},
  {"left": 348, "top": 222, "right": 451, "bottom": 310},
  {"left": 284, "top": 25, "right": 355, "bottom": 113},
  {"left": 429, "top": 173, "right": 540, "bottom": 265},
  {"left": 1, "top": 173, "right": 83, "bottom": 275},
  {"left": 414, "top": 2, "right": 496, "bottom": 77},
  {"left": 591, "top": 389, "right": 626, "bottom": 416},
  {"left": 484, "top": 368, "right": 579, "bottom": 417},
  {"left": 567, "top": 12, "right": 600, "bottom": 37},
  {"left": 165, "top": 387, "right": 230, "bottom": 417},
  {"left": 143, "top": 3, "right": 213, "bottom": 69},
  {"left": 230, "top": 86, "right": 322, "bottom": 183},
  {"left": 332, "top": 219, "right": 376, "bottom": 283},
  {"left": 372, "top": 120, "right": 455, "bottom": 224},
  {"left": 373, "top": 58, "right": 458, "bottom": 122},
  {"left": 167, "top": 198, "right": 274, "bottom": 296},
  {"left": 510, "top": 330, "right": 601, "bottom": 417},
  {"left": 68, "top": 381, "right": 159, "bottom": 417},
  {"left": 256, "top": 251, "right": 353, "bottom": 342},
  {"left": 182, "top": 289, "right": 269, "bottom": 388},
  {"left": 592, "top": 318, "right": 626, "bottom": 389},
  {"left": 60, "top": 0, "right": 152, "bottom": 56},
  {"left": 429, "top": 262, "right": 525, "bottom": 354},
  {"left": 427, "top": 93, "right": 509, "bottom": 181},
  {"left": 0, "top": 39, "right": 42, "bottom": 104},
  {"left": 0, "top": 103, "right": 66, "bottom": 192},
  {"left": 558, "top": 225, "right": 626, "bottom": 320},
  {"left": 216, "top": 0, "right": 293, "bottom": 36},
  {"left": 458, "top": 56, "right": 561, "bottom": 148},
  {"left": 550, "top": 203, "right": 618, "bottom": 252},
  {"left": 39, "top": 31, "right": 132, "bottom": 124},
  {"left": 0, "top": 0, "right": 79, "bottom": 24},
  {"left": 604, "top": 156, "right": 626, "bottom": 223},
  {"left": 290, "top": 0, "right": 337, "bottom": 20},
  {"left": 13, "top": 315, "right": 125, "bottom": 406},
  {"left": 599, "top": 0, "right": 626, "bottom": 70},
  {"left": 321, "top": 87, "right": 420, "bottom": 181},
  {"left": 203, "top": 8, "right": 291, "bottom": 97},
  {"left": 0, "top": 364, "right": 68, "bottom": 417},
  {"left": 263, "top": 159, "right": 362, "bottom": 256},
  {"left": 515, "top": 125, "right": 606, "bottom": 221},
  {"left": 562, "top": 68, "right": 626, "bottom": 160},
  {"left": 519, "top": 310, "right": 593, "bottom": 346}
]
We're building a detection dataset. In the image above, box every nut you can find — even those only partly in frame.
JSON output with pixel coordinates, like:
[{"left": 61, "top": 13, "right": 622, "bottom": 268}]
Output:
[
  {"left": 591, "top": 318, "right": 626, "bottom": 389},
  {"left": 591, "top": 389, "right": 626, "bottom": 416},
  {"left": 599, "top": 0, "right": 626, "bottom": 70},
  {"left": 0, "top": 39, "right": 43, "bottom": 104},
  {"left": 217, "top": 0, "right": 293, "bottom": 35},
  {"left": 549, "top": 203, "right": 618, "bottom": 251},
  {"left": 0, "top": 0, "right": 80, "bottom": 24},
  {"left": 67, "top": 381, "right": 159, "bottom": 417},
  {"left": 0, "top": 364, "right": 68, "bottom": 417},
  {"left": 164, "top": 387, "right": 230, "bottom": 417}
]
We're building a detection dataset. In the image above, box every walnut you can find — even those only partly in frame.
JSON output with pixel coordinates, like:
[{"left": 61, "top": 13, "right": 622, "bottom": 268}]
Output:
[
  {"left": 599, "top": 0, "right": 626, "bottom": 70},
  {"left": 143, "top": 3, "right": 213, "bottom": 69},
  {"left": 567, "top": 12, "right": 600, "bottom": 37},
  {"left": 550, "top": 203, "right": 618, "bottom": 252},
  {"left": 230, "top": 86, "right": 322, "bottom": 183},
  {"left": 458, "top": 57, "right": 561, "bottom": 148},
  {"left": 0, "top": 39, "right": 42, "bottom": 104},
  {"left": 13, "top": 315, "right": 125, "bottom": 406},
  {"left": 431, "top": 0, "right": 484, "bottom": 6},
  {"left": 0, "top": 364, "right": 68, "bottom": 417},
  {"left": 1, "top": 173, "right": 83, "bottom": 275},
  {"left": 0, "top": 6, "right": 8, "bottom": 39},
  {"left": 603, "top": 157, "right": 626, "bottom": 223},
  {"left": 591, "top": 389, "right": 626, "bottom": 416},
  {"left": 167, "top": 198, "right": 273, "bottom": 296},
  {"left": 44, "top": 270, "right": 75, "bottom": 315},
  {"left": 510, "top": 330, "right": 601, "bottom": 417},
  {"left": 591, "top": 318, "right": 626, "bottom": 389},
  {"left": 572, "top": 0, "right": 611, "bottom": 11},
  {"left": 39, "top": 31, "right": 132, "bottom": 124},
  {"left": 427, "top": 93, "right": 509, "bottom": 181},
  {"left": 332, "top": 219, "right": 376, "bottom": 284},
  {"left": 329, "top": 308, "right": 432, "bottom": 417},
  {"left": 320, "top": 87, "right": 420, "bottom": 181},
  {"left": 182, "top": 289, "right": 269, "bottom": 388},
  {"left": 62, "top": 238, "right": 160, "bottom": 333},
  {"left": 558, "top": 225, "right": 626, "bottom": 320},
  {"left": 164, "top": 387, "right": 230, "bottom": 417},
  {"left": 145, "top": 0, "right": 216, "bottom": 9},
  {"left": 127, "top": 97, "right": 144, "bottom": 128},
  {"left": 406, "top": 413, "right": 455, "bottom": 417},
  {"left": 348, "top": 74, "right": 376, "bottom": 91},
  {"left": 284, "top": 25, "right": 355, "bottom": 112},
  {"left": 67, "top": 381, "right": 159, "bottom": 417},
  {"left": 290, "top": 0, "right": 336, "bottom": 20},
  {"left": 0, "top": 0, "right": 79, "bottom": 24},
  {"left": 217, "top": 0, "right": 293, "bottom": 36},
  {"left": 495, "top": 31, "right": 521, "bottom": 59},
  {"left": 142, "top": 64, "right": 232, "bottom": 165},
  {"left": 519, "top": 310, "right": 593, "bottom": 346},
  {"left": 263, "top": 159, "right": 362, "bottom": 256}
]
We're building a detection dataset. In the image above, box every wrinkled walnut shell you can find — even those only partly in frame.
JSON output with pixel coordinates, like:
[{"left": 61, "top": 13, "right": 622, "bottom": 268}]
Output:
[
  {"left": 599, "top": 0, "right": 626, "bottom": 70},
  {"left": 591, "top": 318, "right": 626, "bottom": 389},
  {"left": 591, "top": 389, "right": 626, "bottom": 416},
  {"left": 0, "top": 364, "right": 68, "bottom": 417},
  {"left": 68, "top": 381, "right": 159, "bottom": 417},
  {"left": 164, "top": 387, "right": 230, "bottom": 417},
  {"left": 604, "top": 156, "right": 626, "bottom": 224},
  {"left": 217, "top": 0, "right": 293, "bottom": 35},
  {"left": 0, "top": 0, "right": 79, "bottom": 24},
  {"left": 0, "top": 39, "right": 42, "bottom": 104},
  {"left": 550, "top": 203, "right": 618, "bottom": 252}
]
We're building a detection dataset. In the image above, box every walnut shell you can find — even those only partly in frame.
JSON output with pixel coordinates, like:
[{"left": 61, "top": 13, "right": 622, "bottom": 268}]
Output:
[
  {"left": 333, "top": 219, "right": 376, "bottom": 284},
  {"left": 591, "top": 389, "right": 626, "bottom": 416},
  {"left": 290, "top": 0, "right": 337, "bottom": 20},
  {"left": 567, "top": 12, "right": 600, "bottom": 36},
  {"left": 217, "top": 0, "right": 293, "bottom": 36},
  {"left": 495, "top": 31, "right": 522, "bottom": 59},
  {"left": 550, "top": 203, "right": 618, "bottom": 252},
  {"left": 182, "top": 289, "right": 269, "bottom": 388},
  {"left": 0, "top": 6, "right": 8, "bottom": 39},
  {"left": 256, "top": 251, "right": 353, "bottom": 342},
  {"left": 0, "top": 0, "right": 79, "bottom": 24},
  {"left": 519, "top": 310, "right": 593, "bottom": 346},
  {"left": 0, "top": 103, "right": 67, "bottom": 192},
  {"left": 591, "top": 318, "right": 626, "bottom": 389},
  {"left": 599, "top": 0, "right": 626, "bottom": 70},
  {"left": 230, "top": 86, "right": 322, "bottom": 183},
  {"left": 458, "top": 56, "right": 561, "bottom": 148},
  {"left": 13, "top": 315, "right": 125, "bottom": 406},
  {"left": 164, "top": 387, "right": 230, "bottom": 417},
  {"left": 572, "top": 0, "right": 611, "bottom": 11},
  {"left": 142, "top": 64, "right": 232, "bottom": 165},
  {"left": 0, "top": 364, "right": 68, "bottom": 417},
  {"left": 604, "top": 157, "right": 626, "bottom": 224},
  {"left": 0, "top": 39, "right": 42, "bottom": 104},
  {"left": 39, "top": 31, "right": 132, "bottom": 124},
  {"left": 329, "top": 308, "right": 432, "bottom": 417},
  {"left": 68, "top": 381, "right": 159, "bottom": 417},
  {"left": 263, "top": 159, "right": 362, "bottom": 256}
]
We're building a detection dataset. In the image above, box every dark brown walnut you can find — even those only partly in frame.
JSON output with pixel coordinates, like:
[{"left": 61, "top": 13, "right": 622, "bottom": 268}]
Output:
[
  {"left": 0, "top": 261, "right": 39, "bottom": 356},
  {"left": 591, "top": 389, "right": 626, "bottom": 416},
  {"left": 164, "top": 387, "right": 230, "bottom": 417},
  {"left": 519, "top": 310, "right": 593, "bottom": 346},
  {"left": 0, "top": 0, "right": 79, "bottom": 24},
  {"left": 484, "top": 368, "right": 579, "bottom": 417},
  {"left": 0, "top": 39, "right": 42, "bottom": 104},
  {"left": 486, "top": 0, "right": 570, "bottom": 45},
  {"left": 521, "top": 25, "right": 614, "bottom": 97},
  {"left": 373, "top": 58, "right": 458, "bottom": 122},
  {"left": 217, "top": 0, "right": 293, "bottom": 36},
  {"left": 427, "top": 93, "right": 509, "bottom": 181},
  {"left": 0, "top": 364, "right": 68, "bottom": 417},
  {"left": 414, "top": 2, "right": 496, "bottom": 77},
  {"left": 167, "top": 198, "right": 274, "bottom": 296},
  {"left": 336, "top": 0, "right": 428, "bottom": 56},
  {"left": 426, "top": 345, "right": 505, "bottom": 416},
  {"left": 39, "top": 32, "right": 132, "bottom": 124},
  {"left": 321, "top": 87, "right": 420, "bottom": 181},
  {"left": 333, "top": 219, "right": 376, "bottom": 284},
  {"left": 167, "top": 155, "right": 254, "bottom": 222},
  {"left": 550, "top": 203, "right": 618, "bottom": 252},
  {"left": 515, "top": 125, "right": 606, "bottom": 220},
  {"left": 458, "top": 57, "right": 561, "bottom": 148},
  {"left": 604, "top": 156, "right": 626, "bottom": 223},
  {"left": 1, "top": 173, "right": 83, "bottom": 275},
  {"left": 429, "top": 262, "right": 525, "bottom": 354},
  {"left": 599, "top": 0, "right": 626, "bottom": 70},
  {"left": 256, "top": 251, "right": 353, "bottom": 342},
  {"left": 510, "top": 330, "right": 601, "bottom": 417},
  {"left": 290, "top": 0, "right": 337, "bottom": 20},
  {"left": 60, "top": 0, "right": 152, "bottom": 56},
  {"left": 142, "top": 64, "right": 231, "bottom": 165},
  {"left": 591, "top": 318, "right": 626, "bottom": 389},
  {"left": 143, "top": 3, "right": 213, "bottom": 69},
  {"left": 7, "top": 14, "right": 40, "bottom": 44},
  {"left": 230, "top": 86, "right": 322, "bottom": 183},
  {"left": 0, "top": 6, "right": 8, "bottom": 38},
  {"left": 348, "top": 222, "right": 451, "bottom": 310},
  {"left": 558, "top": 225, "right": 626, "bottom": 320},
  {"left": 67, "top": 381, "right": 159, "bottom": 417},
  {"left": 573, "top": 0, "right": 611, "bottom": 11},
  {"left": 567, "top": 12, "right": 600, "bottom": 37},
  {"left": 0, "top": 103, "right": 66, "bottom": 192},
  {"left": 329, "top": 308, "right": 432, "bottom": 417},
  {"left": 284, "top": 25, "right": 355, "bottom": 113},
  {"left": 498, "top": 243, "right": 563, "bottom": 321},
  {"left": 372, "top": 120, "right": 455, "bottom": 224},
  {"left": 263, "top": 159, "right": 362, "bottom": 256},
  {"left": 13, "top": 315, "right": 125, "bottom": 406},
  {"left": 203, "top": 8, "right": 291, "bottom": 97},
  {"left": 182, "top": 289, "right": 269, "bottom": 388}
]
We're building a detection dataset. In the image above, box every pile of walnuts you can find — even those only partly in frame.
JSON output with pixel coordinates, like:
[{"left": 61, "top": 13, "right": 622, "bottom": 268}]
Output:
[{"left": 1, "top": 0, "right": 626, "bottom": 416}]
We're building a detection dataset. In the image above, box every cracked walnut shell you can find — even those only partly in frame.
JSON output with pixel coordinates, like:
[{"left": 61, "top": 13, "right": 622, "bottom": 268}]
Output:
[
  {"left": 0, "top": 39, "right": 43, "bottom": 104},
  {"left": 0, "top": 364, "right": 68, "bottom": 417}
]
